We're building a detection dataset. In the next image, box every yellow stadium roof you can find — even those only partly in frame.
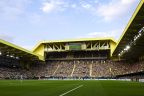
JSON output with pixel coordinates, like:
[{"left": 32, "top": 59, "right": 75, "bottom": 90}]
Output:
[
  {"left": 32, "top": 37, "right": 117, "bottom": 51},
  {"left": 112, "top": 0, "right": 144, "bottom": 57},
  {"left": 0, "top": 39, "right": 44, "bottom": 61}
]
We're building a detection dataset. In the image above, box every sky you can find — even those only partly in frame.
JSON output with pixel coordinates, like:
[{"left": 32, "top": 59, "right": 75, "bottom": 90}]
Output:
[{"left": 0, "top": 0, "right": 140, "bottom": 50}]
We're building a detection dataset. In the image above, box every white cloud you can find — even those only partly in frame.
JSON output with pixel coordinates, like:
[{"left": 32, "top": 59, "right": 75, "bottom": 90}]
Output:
[
  {"left": 0, "top": 0, "right": 139, "bottom": 20},
  {"left": 40, "top": 0, "right": 68, "bottom": 13},
  {"left": 41, "top": 2, "right": 55, "bottom": 13},
  {"left": 78, "top": 0, "right": 138, "bottom": 21},
  {"left": 80, "top": 1, "right": 92, "bottom": 10},
  {"left": 77, "top": 29, "right": 123, "bottom": 40},
  {"left": 96, "top": 0, "right": 138, "bottom": 21},
  {"left": 71, "top": 4, "right": 77, "bottom": 9},
  {"left": 121, "top": 0, "right": 136, "bottom": 4},
  {"left": 0, "top": 0, "right": 31, "bottom": 20}
]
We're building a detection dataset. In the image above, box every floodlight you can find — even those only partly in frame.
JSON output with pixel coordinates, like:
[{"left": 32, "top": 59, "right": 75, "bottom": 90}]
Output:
[{"left": 125, "top": 45, "right": 130, "bottom": 51}]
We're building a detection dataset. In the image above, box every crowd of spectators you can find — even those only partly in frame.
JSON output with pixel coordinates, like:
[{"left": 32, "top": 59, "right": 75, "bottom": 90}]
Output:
[
  {"left": 1, "top": 59, "right": 144, "bottom": 79},
  {"left": 54, "top": 61, "right": 74, "bottom": 77},
  {"left": 28, "top": 60, "right": 144, "bottom": 78},
  {"left": 73, "top": 60, "right": 90, "bottom": 77},
  {"left": 0, "top": 67, "right": 33, "bottom": 79}
]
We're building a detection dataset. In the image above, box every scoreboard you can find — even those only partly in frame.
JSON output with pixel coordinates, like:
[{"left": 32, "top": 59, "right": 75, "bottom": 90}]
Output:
[{"left": 69, "top": 43, "right": 81, "bottom": 50}]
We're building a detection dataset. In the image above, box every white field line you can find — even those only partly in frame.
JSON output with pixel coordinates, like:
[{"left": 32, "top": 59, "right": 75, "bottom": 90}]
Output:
[{"left": 59, "top": 85, "right": 83, "bottom": 96}]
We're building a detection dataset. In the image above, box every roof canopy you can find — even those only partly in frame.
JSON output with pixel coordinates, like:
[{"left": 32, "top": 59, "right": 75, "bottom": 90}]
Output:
[
  {"left": 0, "top": 39, "right": 43, "bottom": 61},
  {"left": 33, "top": 37, "right": 116, "bottom": 51},
  {"left": 112, "top": 0, "right": 144, "bottom": 59}
]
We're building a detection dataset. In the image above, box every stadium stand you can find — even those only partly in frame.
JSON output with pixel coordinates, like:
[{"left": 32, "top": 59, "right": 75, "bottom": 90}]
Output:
[{"left": 0, "top": 0, "right": 144, "bottom": 81}]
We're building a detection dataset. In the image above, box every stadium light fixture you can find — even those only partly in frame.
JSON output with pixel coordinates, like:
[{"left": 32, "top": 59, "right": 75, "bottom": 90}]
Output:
[
  {"left": 10, "top": 55, "right": 14, "bottom": 58},
  {"left": 16, "top": 57, "right": 19, "bottom": 59},
  {"left": 118, "top": 54, "right": 120, "bottom": 56},
  {"left": 138, "top": 33, "right": 141, "bottom": 37},
  {"left": 125, "top": 45, "right": 130, "bottom": 51}
]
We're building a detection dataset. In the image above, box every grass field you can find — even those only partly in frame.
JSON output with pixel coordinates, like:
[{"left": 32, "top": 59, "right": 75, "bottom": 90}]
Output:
[{"left": 0, "top": 80, "right": 144, "bottom": 96}]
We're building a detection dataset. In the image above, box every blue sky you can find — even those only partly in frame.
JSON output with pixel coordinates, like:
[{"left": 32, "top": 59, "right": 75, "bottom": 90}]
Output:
[{"left": 0, "top": 0, "right": 140, "bottom": 50}]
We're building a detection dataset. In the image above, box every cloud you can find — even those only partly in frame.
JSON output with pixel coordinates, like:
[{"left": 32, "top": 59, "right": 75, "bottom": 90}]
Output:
[
  {"left": 0, "top": 0, "right": 32, "bottom": 20},
  {"left": 71, "top": 4, "right": 77, "bottom": 9},
  {"left": 77, "top": 29, "right": 123, "bottom": 40},
  {"left": 80, "top": 1, "right": 92, "bottom": 10},
  {"left": 78, "top": 0, "right": 138, "bottom": 21},
  {"left": 40, "top": 0, "right": 68, "bottom": 13},
  {"left": 0, "top": 0, "right": 139, "bottom": 21},
  {"left": 41, "top": 2, "right": 55, "bottom": 13},
  {"left": 96, "top": 0, "right": 138, "bottom": 21}
]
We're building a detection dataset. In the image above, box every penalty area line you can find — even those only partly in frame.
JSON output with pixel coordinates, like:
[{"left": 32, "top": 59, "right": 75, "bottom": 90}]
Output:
[{"left": 59, "top": 85, "right": 83, "bottom": 96}]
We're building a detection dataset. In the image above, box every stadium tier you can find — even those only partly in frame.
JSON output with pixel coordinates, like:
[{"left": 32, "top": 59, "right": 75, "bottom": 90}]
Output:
[
  {"left": 0, "top": 0, "right": 144, "bottom": 80},
  {"left": 33, "top": 38, "right": 116, "bottom": 60}
]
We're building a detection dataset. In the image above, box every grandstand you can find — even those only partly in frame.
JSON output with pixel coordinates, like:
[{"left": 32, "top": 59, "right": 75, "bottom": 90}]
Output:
[
  {"left": 0, "top": 0, "right": 144, "bottom": 80},
  {"left": 0, "top": 0, "right": 144, "bottom": 96}
]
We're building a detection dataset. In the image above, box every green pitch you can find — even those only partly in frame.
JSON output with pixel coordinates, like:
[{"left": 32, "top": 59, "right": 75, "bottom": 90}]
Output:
[{"left": 0, "top": 80, "right": 144, "bottom": 96}]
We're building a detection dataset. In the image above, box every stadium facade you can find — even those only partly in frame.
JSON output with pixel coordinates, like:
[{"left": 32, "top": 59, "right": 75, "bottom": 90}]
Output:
[
  {"left": 33, "top": 38, "right": 116, "bottom": 60},
  {"left": 0, "top": 0, "right": 144, "bottom": 80}
]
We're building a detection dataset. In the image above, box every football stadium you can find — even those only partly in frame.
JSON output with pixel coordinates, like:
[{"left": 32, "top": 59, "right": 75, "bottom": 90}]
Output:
[{"left": 0, "top": 0, "right": 144, "bottom": 96}]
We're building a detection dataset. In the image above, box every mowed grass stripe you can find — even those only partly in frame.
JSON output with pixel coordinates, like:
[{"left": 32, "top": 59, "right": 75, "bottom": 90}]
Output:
[
  {"left": 0, "top": 80, "right": 82, "bottom": 96},
  {"left": 0, "top": 80, "right": 144, "bottom": 96}
]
